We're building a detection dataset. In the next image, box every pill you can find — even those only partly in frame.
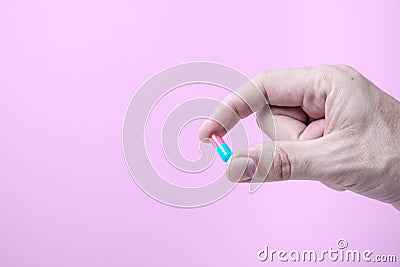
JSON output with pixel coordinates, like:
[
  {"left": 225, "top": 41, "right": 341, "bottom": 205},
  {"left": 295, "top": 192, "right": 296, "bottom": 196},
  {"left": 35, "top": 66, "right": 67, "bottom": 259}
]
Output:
[{"left": 210, "top": 134, "right": 232, "bottom": 162}]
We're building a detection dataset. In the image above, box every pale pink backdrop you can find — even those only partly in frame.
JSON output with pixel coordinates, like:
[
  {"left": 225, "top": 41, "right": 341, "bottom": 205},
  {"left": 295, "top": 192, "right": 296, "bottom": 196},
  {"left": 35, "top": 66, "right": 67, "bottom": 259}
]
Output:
[{"left": 1, "top": 0, "right": 399, "bottom": 266}]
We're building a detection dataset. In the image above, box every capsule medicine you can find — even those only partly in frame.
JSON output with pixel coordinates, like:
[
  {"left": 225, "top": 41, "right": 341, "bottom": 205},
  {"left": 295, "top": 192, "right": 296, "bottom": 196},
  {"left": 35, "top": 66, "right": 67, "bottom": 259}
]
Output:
[{"left": 210, "top": 134, "right": 232, "bottom": 162}]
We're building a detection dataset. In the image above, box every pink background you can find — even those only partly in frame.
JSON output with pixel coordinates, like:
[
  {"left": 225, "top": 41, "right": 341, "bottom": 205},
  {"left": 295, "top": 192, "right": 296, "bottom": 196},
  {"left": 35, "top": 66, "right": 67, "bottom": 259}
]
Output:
[{"left": 1, "top": 0, "right": 399, "bottom": 266}]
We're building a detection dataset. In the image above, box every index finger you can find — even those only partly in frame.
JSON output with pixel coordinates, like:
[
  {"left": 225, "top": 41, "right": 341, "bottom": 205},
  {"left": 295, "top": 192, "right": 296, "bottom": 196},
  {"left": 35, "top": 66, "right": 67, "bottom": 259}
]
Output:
[{"left": 198, "top": 65, "right": 331, "bottom": 140}]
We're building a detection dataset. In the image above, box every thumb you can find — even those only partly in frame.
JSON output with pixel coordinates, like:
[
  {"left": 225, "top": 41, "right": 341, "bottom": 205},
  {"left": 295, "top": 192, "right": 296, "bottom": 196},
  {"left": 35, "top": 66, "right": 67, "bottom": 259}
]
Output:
[{"left": 226, "top": 139, "right": 331, "bottom": 183}]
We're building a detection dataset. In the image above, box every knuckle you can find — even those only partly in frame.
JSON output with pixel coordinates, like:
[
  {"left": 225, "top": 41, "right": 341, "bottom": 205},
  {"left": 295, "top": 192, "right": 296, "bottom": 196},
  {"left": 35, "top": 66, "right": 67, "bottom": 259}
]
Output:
[
  {"left": 251, "top": 71, "right": 265, "bottom": 88},
  {"left": 332, "top": 64, "right": 369, "bottom": 92},
  {"left": 225, "top": 91, "right": 255, "bottom": 119},
  {"left": 333, "top": 64, "right": 362, "bottom": 78},
  {"left": 272, "top": 144, "right": 292, "bottom": 181},
  {"left": 316, "top": 65, "right": 336, "bottom": 89},
  {"left": 317, "top": 64, "right": 337, "bottom": 73},
  {"left": 334, "top": 64, "right": 354, "bottom": 71},
  {"left": 252, "top": 70, "right": 270, "bottom": 103}
]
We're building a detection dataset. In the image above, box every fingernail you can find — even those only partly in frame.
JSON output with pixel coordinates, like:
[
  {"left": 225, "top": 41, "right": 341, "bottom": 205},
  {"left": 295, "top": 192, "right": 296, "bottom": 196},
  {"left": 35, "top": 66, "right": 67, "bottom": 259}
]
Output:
[{"left": 227, "top": 157, "right": 256, "bottom": 182}]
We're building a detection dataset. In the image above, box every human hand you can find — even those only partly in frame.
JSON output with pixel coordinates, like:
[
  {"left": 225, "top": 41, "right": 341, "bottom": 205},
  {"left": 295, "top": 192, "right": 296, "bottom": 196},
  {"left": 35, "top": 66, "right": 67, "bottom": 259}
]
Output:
[{"left": 198, "top": 65, "right": 400, "bottom": 211}]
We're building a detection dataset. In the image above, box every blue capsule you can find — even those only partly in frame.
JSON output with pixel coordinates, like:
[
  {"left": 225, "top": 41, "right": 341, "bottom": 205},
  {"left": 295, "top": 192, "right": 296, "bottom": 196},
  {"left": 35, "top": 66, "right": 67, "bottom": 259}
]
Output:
[{"left": 210, "top": 134, "right": 232, "bottom": 162}]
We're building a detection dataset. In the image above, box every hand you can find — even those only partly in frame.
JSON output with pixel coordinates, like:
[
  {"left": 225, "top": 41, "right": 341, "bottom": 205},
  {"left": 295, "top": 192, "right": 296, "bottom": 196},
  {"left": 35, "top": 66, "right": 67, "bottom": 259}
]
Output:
[{"left": 198, "top": 65, "right": 400, "bottom": 211}]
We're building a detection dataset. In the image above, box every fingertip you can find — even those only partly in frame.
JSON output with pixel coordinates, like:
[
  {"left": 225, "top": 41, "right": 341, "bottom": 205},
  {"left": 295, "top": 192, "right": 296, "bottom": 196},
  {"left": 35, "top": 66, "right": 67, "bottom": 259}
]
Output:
[
  {"left": 197, "top": 119, "right": 226, "bottom": 141},
  {"left": 225, "top": 154, "right": 256, "bottom": 183},
  {"left": 197, "top": 123, "right": 208, "bottom": 141},
  {"left": 197, "top": 119, "right": 211, "bottom": 141}
]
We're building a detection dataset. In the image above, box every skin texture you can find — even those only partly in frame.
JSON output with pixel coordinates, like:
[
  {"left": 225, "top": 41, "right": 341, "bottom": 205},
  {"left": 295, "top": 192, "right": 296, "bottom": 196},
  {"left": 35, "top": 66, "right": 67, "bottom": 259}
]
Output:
[{"left": 198, "top": 65, "right": 400, "bottom": 211}]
